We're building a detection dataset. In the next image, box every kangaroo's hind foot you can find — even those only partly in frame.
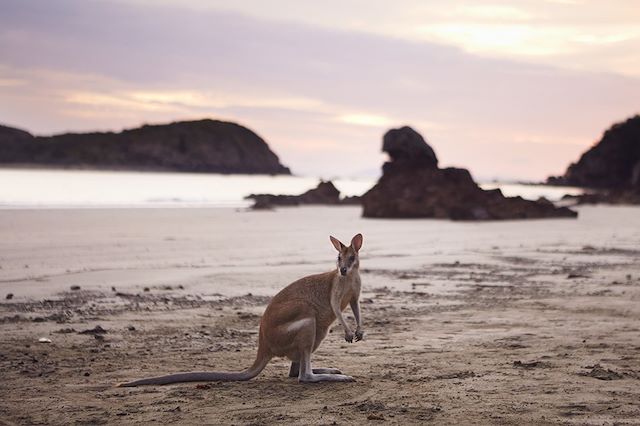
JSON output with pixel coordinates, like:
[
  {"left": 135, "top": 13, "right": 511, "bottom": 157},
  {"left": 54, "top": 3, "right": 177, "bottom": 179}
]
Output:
[
  {"left": 288, "top": 361, "right": 342, "bottom": 377},
  {"left": 296, "top": 351, "right": 354, "bottom": 383}
]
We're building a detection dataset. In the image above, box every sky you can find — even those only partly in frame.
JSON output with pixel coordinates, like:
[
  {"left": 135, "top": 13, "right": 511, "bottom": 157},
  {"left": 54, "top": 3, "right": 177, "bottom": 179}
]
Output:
[{"left": 1, "top": 0, "right": 639, "bottom": 180}]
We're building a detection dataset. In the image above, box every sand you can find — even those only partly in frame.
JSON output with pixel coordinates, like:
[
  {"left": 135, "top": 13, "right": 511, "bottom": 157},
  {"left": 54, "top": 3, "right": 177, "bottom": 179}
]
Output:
[{"left": 1, "top": 206, "right": 639, "bottom": 424}]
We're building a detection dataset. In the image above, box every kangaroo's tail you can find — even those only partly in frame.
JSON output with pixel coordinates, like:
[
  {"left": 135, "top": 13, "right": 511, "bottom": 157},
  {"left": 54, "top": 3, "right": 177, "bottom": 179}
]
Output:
[{"left": 117, "top": 343, "right": 271, "bottom": 387}]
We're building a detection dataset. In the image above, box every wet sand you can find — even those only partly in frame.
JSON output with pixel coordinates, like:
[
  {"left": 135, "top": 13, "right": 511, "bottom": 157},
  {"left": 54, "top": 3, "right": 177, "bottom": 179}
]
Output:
[{"left": 1, "top": 206, "right": 639, "bottom": 424}]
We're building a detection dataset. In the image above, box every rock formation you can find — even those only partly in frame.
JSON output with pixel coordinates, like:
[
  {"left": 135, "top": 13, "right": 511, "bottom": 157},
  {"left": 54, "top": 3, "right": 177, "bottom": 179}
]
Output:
[
  {"left": 546, "top": 115, "right": 640, "bottom": 205},
  {"left": 561, "top": 190, "right": 640, "bottom": 206},
  {"left": 548, "top": 115, "right": 640, "bottom": 189},
  {"left": 362, "top": 127, "right": 577, "bottom": 220},
  {"left": 247, "top": 181, "right": 359, "bottom": 209},
  {"left": 382, "top": 126, "right": 438, "bottom": 172},
  {"left": 0, "top": 119, "right": 290, "bottom": 174}
]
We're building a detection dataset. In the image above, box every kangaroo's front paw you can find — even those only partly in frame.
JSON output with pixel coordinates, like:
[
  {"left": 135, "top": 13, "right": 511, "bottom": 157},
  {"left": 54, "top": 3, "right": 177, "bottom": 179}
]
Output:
[
  {"left": 344, "top": 331, "right": 354, "bottom": 343},
  {"left": 355, "top": 329, "right": 364, "bottom": 342}
]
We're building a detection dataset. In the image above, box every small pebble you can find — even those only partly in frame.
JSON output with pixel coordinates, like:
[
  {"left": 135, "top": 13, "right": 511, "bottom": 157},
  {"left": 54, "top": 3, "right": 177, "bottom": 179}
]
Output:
[
  {"left": 70, "top": 285, "right": 81, "bottom": 291},
  {"left": 143, "top": 287, "right": 150, "bottom": 292},
  {"left": 6, "top": 293, "right": 13, "bottom": 300}
]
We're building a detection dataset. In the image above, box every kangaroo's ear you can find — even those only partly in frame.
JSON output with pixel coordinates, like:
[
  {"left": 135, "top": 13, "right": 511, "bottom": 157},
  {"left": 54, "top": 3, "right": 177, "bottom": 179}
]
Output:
[
  {"left": 329, "top": 235, "right": 345, "bottom": 251},
  {"left": 351, "top": 233, "right": 363, "bottom": 252}
]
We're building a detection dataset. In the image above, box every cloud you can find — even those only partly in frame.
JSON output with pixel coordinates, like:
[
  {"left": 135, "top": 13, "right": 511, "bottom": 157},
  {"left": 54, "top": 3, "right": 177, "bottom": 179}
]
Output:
[
  {"left": 337, "top": 114, "right": 394, "bottom": 128},
  {"left": 128, "top": 0, "right": 640, "bottom": 77},
  {"left": 451, "top": 4, "right": 533, "bottom": 21},
  {"left": 65, "top": 89, "right": 328, "bottom": 114},
  {"left": 0, "top": 77, "right": 26, "bottom": 87}
]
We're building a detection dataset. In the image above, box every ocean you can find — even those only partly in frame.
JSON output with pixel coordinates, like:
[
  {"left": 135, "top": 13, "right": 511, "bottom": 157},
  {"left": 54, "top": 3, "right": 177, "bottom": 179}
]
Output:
[{"left": 0, "top": 168, "right": 584, "bottom": 209}]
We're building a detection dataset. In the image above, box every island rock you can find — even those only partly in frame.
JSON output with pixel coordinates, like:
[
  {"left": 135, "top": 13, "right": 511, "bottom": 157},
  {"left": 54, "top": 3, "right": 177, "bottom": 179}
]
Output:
[
  {"left": 0, "top": 119, "right": 290, "bottom": 174},
  {"left": 247, "top": 181, "right": 359, "bottom": 209},
  {"left": 362, "top": 127, "right": 577, "bottom": 220},
  {"left": 549, "top": 115, "right": 640, "bottom": 189},
  {"left": 546, "top": 115, "right": 640, "bottom": 204}
]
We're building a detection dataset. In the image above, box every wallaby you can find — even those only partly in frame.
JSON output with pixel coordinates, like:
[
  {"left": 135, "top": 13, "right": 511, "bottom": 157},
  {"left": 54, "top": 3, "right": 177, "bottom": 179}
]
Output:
[{"left": 118, "top": 233, "right": 364, "bottom": 386}]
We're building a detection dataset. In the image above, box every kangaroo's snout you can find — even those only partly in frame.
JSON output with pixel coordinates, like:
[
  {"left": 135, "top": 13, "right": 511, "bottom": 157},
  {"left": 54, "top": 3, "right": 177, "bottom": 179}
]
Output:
[{"left": 340, "top": 267, "right": 348, "bottom": 276}]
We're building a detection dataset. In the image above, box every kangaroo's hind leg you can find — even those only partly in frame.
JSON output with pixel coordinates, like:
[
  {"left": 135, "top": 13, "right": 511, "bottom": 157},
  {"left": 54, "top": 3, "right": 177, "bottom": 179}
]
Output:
[
  {"left": 297, "top": 349, "right": 354, "bottom": 383},
  {"left": 288, "top": 362, "right": 342, "bottom": 377},
  {"left": 284, "top": 316, "right": 352, "bottom": 382}
]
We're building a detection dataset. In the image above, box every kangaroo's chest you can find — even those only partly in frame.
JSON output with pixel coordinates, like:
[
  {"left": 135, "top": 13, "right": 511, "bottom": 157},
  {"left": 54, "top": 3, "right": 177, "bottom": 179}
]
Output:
[
  {"left": 338, "top": 278, "right": 361, "bottom": 311},
  {"left": 339, "top": 290, "right": 354, "bottom": 311}
]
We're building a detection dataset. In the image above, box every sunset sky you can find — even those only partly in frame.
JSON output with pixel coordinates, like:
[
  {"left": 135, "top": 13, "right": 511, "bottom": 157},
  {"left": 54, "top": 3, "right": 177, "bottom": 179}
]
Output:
[{"left": 1, "top": 0, "right": 639, "bottom": 180}]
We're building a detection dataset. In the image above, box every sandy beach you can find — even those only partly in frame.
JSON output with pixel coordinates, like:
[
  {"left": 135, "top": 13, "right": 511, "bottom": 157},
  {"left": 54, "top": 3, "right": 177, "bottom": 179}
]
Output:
[{"left": 1, "top": 206, "right": 640, "bottom": 424}]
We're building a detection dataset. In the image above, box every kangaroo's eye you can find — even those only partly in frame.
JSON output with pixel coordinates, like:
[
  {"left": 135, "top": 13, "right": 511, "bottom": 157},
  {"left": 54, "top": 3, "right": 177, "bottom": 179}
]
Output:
[
  {"left": 337, "top": 255, "right": 342, "bottom": 261},
  {"left": 349, "top": 256, "right": 355, "bottom": 262}
]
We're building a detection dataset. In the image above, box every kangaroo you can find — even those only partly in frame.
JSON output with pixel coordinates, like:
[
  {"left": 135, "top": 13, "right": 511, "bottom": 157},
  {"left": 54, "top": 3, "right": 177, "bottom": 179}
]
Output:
[{"left": 118, "top": 233, "right": 364, "bottom": 386}]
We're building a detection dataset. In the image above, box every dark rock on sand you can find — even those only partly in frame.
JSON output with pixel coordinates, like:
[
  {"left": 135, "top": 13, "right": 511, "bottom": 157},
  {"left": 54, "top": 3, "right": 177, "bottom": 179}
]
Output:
[
  {"left": 362, "top": 127, "right": 577, "bottom": 220},
  {"left": 247, "top": 180, "right": 359, "bottom": 209},
  {"left": 0, "top": 119, "right": 290, "bottom": 174},
  {"left": 78, "top": 325, "right": 107, "bottom": 335},
  {"left": 513, "top": 360, "right": 549, "bottom": 369},
  {"left": 548, "top": 115, "right": 640, "bottom": 190},
  {"left": 580, "top": 364, "right": 625, "bottom": 380}
]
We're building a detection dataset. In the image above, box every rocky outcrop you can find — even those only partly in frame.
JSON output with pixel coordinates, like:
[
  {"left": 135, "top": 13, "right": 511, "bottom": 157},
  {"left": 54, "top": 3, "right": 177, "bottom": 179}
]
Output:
[
  {"left": 382, "top": 126, "right": 438, "bottom": 172},
  {"left": 0, "top": 119, "right": 290, "bottom": 174},
  {"left": 247, "top": 181, "right": 359, "bottom": 209},
  {"left": 548, "top": 115, "right": 640, "bottom": 189},
  {"left": 561, "top": 190, "right": 640, "bottom": 206},
  {"left": 362, "top": 127, "right": 577, "bottom": 220}
]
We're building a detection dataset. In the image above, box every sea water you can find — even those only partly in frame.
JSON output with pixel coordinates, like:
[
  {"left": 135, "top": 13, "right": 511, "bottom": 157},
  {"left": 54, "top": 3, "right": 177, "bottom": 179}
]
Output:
[{"left": 0, "top": 168, "right": 583, "bottom": 208}]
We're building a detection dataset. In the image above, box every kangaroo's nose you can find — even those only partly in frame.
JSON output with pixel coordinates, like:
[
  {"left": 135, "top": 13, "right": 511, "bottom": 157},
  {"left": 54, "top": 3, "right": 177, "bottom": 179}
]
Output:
[{"left": 340, "top": 267, "right": 347, "bottom": 276}]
